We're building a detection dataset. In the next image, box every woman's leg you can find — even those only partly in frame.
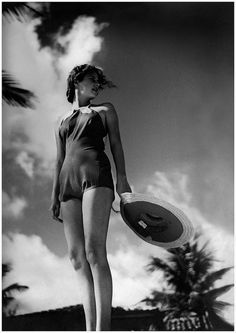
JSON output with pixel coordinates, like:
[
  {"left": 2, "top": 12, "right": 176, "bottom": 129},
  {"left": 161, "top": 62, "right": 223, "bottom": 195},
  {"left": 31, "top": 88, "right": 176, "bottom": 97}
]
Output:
[
  {"left": 61, "top": 198, "right": 96, "bottom": 331},
  {"left": 82, "top": 187, "right": 113, "bottom": 331}
]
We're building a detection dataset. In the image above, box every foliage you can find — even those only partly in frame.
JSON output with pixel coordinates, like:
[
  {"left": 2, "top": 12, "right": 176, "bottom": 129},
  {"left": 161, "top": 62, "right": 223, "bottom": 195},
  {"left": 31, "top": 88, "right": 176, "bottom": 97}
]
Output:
[
  {"left": 2, "top": 2, "right": 43, "bottom": 22},
  {"left": 2, "top": 263, "right": 29, "bottom": 317},
  {"left": 141, "top": 231, "right": 234, "bottom": 329},
  {"left": 2, "top": 71, "right": 36, "bottom": 108},
  {"left": 2, "top": 2, "right": 40, "bottom": 109}
]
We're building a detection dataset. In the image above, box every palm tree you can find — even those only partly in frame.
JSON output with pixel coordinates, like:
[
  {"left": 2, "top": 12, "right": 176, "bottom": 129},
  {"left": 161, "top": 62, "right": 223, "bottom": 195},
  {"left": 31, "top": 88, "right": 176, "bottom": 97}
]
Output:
[
  {"left": 2, "top": 2, "right": 43, "bottom": 22},
  {"left": 2, "top": 263, "right": 29, "bottom": 317},
  {"left": 2, "top": 71, "right": 36, "bottom": 108},
  {"left": 2, "top": 2, "right": 43, "bottom": 108},
  {"left": 140, "top": 231, "right": 234, "bottom": 330}
]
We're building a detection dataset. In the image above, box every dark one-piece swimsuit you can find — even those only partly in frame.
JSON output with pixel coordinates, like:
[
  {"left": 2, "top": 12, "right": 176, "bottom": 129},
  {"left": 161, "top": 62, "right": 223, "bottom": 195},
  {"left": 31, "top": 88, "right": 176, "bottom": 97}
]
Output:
[{"left": 58, "top": 106, "right": 115, "bottom": 204}]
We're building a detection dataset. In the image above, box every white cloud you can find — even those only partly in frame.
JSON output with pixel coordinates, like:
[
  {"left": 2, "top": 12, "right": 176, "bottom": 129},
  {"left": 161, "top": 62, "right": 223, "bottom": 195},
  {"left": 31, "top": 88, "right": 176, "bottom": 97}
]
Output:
[
  {"left": 2, "top": 170, "right": 234, "bottom": 324},
  {"left": 147, "top": 171, "right": 192, "bottom": 205},
  {"left": 2, "top": 13, "right": 108, "bottom": 177},
  {"left": 15, "top": 151, "right": 34, "bottom": 178},
  {"left": 56, "top": 16, "right": 109, "bottom": 74},
  {"left": 2, "top": 192, "right": 28, "bottom": 219},
  {"left": 2, "top": 225, "right": 234, "bottom": 323},
  {"left": 2, "top": 231, "right": 164, "bottom": 315},
  {"left": 108, "top": 245, "right": 165, "bottom": 308},
  {"left": 2, "top": 233, "right": 83, "bottom": 314}
]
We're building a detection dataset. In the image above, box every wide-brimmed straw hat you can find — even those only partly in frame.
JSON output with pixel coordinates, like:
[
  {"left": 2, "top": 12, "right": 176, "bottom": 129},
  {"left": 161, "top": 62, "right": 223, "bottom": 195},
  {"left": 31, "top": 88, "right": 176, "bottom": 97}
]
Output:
[{"left": 120, "top": 192, "right": 194, "bottom": 249}]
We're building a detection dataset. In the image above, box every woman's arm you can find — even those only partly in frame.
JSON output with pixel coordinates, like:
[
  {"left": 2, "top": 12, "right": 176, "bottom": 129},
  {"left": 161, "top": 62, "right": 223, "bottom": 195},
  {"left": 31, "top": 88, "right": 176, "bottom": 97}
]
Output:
[
  {"left": 49, "top": 120, "right": 65, "bottom": 222},
  {"left": 104, "top": 103, "right": 131, "bottom": 196}
]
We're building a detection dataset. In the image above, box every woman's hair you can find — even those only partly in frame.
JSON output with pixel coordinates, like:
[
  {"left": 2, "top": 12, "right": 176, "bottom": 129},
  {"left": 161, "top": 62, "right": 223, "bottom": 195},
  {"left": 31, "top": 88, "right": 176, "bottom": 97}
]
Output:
[{"left": 66, "top": 64, "right": 116, "bottom": 103}]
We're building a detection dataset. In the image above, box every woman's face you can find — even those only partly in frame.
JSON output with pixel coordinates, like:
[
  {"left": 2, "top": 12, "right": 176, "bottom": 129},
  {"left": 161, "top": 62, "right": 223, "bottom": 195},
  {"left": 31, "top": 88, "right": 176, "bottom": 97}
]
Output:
[{"left": 76, "top": 71, "right": 101, "bottom": 99}]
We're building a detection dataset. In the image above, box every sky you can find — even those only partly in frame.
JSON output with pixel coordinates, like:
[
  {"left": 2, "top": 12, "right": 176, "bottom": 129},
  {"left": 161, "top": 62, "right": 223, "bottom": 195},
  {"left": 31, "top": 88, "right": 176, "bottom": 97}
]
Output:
[{"left": 2, "top": 1, "right": 234, "bottom": 324}]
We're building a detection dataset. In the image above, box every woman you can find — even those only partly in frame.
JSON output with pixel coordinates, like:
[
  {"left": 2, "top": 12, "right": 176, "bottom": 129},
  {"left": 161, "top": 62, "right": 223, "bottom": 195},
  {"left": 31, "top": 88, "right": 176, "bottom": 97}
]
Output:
[{"left": 50, "top": 64, "right": 131, "bottom": 331}]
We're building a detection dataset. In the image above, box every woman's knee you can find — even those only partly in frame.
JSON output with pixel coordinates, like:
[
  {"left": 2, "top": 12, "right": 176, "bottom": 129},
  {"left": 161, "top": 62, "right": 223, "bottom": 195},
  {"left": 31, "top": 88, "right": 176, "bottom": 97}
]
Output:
[
  {"left": 85, "top": 245, "right": 106, "bottom": 267},
  {"left": 69, "top": 248, "right": 87, "bottom": 270}
]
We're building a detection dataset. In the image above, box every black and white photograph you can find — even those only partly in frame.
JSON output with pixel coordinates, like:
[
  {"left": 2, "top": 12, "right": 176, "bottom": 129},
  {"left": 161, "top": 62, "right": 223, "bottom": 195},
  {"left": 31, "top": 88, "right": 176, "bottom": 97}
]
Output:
[{"left": 2, "top": 2, "right": 234, "bottom": 331}]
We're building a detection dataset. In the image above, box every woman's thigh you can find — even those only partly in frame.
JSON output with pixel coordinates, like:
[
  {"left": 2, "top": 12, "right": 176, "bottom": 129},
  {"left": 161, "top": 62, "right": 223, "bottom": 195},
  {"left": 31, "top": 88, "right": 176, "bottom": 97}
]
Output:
[
  {"left": 82, "top": 187, "right": 113, "bottom": 252},
  {"left": 60, "top": 199, "right": 85, "bottom": 256}
]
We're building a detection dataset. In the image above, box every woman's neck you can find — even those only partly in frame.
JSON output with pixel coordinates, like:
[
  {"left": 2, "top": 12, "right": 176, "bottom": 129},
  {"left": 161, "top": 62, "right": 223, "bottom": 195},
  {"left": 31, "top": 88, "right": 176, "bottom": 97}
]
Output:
[{"left": 72, "top": 90, "right": 91, "bottom": 109}]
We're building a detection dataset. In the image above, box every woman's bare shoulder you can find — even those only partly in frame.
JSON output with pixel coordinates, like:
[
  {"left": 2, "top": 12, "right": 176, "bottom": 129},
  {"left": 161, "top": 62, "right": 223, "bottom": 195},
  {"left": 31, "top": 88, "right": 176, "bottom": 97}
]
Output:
[
  {"left": 92, "top": 103, "right": 116, "bottom": 119},
  {"left": 101, "top": 102, "right": 115, "bottom": 111},
  {"left": 92, "top": 102, "right": 115, "bottom": 111}
]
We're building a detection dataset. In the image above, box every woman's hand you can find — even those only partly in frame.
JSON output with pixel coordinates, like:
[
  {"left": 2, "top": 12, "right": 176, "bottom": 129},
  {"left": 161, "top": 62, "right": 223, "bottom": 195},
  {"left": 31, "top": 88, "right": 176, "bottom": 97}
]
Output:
[
  {"left": 49, "top": 198, "right": 63, "bottom": 223},
  {"left": 116, "top": 175, "right": 132, "bottom": 198}
]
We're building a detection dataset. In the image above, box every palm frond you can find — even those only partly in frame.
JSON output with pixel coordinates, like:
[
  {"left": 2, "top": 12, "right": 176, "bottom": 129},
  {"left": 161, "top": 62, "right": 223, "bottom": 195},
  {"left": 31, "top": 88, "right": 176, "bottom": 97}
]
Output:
[
  {"left": 168, "top": 246, "right": 186, "bottom": 256},
  {"left": 192, "top": 245, "right": 214, "bottom": 280},
  {"left": 2, "top": 295, "right": 14, "bottom": 307},
  {"left": 2, "top": 263, "right": 29, "bottom": 316},
  {"left": 3, "top": 283, "right": 29, "bottom": 294},
  {"left": 167, "top": 245, "right": 199, "bottom": 293},
  {"left": 147, "top": 256, "right": 175, "bottom": 276},
  {"left": 201, "top": 267, "right": 233, "bottom": 290},
  {"left": 139, "top": 291, "right": 169, "bottom": 307},
  {"left": 2, "top": 70, "right": 36, "bottom": 108},
  {"left": 204, "top": 284, "right": 234, "bottom": 300},
  {"left": 168, "top": 250, "right": 187, "bottom": 271},
  {"left": 211, "top": 300, "right": 232, "bottom": 316},
  {"left": 2, "top": 2, "right": 42, "bottom": 22},
  {"left": 139, "top": 290, "right": 177, "bottom": 309},
  {"left": 2, "top": 263, "right": 12, "bottom": 277}
]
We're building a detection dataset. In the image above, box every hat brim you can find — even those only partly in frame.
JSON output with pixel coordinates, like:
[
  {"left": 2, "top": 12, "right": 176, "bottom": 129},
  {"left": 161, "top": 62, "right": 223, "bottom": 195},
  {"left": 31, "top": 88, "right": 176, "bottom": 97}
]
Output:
[{"left": 120, "top": 192, "right": 194, "bottom": 249}]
